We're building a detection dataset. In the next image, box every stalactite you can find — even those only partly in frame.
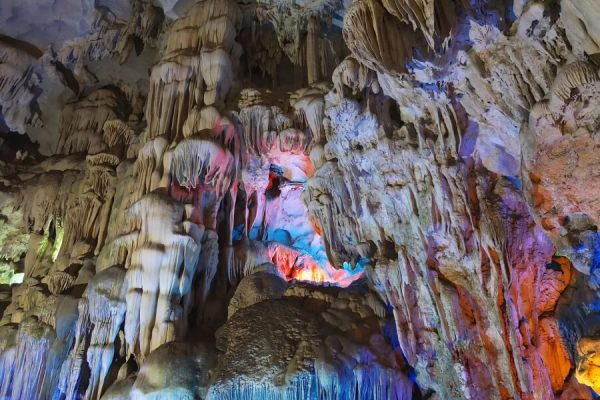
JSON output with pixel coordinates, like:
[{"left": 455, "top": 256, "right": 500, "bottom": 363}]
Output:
[
  {"left": 170, "top": 136, "right": 236, "bottom": 197},
  {"left": 134, "top": 136, "right": 169, "bottom": 199},
  {"left": 145, "top": 0, "right": 241, "bottom": 141},
  {"left": 121, "top": 192, "right": 213, "bottom": 361},
  {"left": 306, "top": 17, "right": 321, "bottom": 85},
  {"left": 1, "top": 318, "right": 54, "bottom": 399},
  {"left": 56, "top": 88, "right": 130, "bottom": 155},
  {"left": 83, "top": 266, "right": 127, "bottom": 400},
  {"left": 290, "top": 87, "right": 327, "bottom": 145},
  {"left": 102, "top": 119, "right": 134, "bottom": 148},
  {"left": 343, "top": 0, "right": 426, "bottom": 76},
  {"left": 56, "top": 298, "right": 91, "bottom": 400}
]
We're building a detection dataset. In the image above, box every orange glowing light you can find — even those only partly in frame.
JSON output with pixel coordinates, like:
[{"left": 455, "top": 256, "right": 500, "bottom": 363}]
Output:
[{"left": 268, "top": 243, "right": 362, "bottom": 287}]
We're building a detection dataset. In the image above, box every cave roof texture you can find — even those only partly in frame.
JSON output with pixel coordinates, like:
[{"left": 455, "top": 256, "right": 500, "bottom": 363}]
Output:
[{"left": 1, "top": 0, "right": 600, "bottom": 399}]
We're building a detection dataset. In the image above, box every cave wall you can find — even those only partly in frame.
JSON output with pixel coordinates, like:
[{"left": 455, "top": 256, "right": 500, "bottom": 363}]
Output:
[{"left": 0, "top": 0, "right": 600, "bottom": 399}]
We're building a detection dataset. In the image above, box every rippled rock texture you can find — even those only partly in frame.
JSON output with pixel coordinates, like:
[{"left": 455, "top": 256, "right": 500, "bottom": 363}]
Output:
[{"left": 1, "top": 0, "right": 600, "bottom": 399}]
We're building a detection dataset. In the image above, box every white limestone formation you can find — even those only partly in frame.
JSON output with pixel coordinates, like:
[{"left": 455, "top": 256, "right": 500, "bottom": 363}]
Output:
[{"left": 2, "top": 0, "right": 600, "bottom": 399}]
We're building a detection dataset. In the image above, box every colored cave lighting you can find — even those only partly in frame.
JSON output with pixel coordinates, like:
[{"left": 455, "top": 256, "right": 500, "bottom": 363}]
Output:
[
  {"left": 270, "top": 239, "right": 364, "bottom": 287},
  {"left": 278, "top": 257, "right": 364, "bottom": 287},
  {"left": 164, "top": 113, "right": 363, "bottom": 288}
]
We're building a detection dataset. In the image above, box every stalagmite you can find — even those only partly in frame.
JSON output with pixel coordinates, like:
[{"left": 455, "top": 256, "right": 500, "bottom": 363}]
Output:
[
  {"left": 227, "top": 271, "right": 287, "bottom": 317},
  {"left": 210, "top": 283, "right": 413, "bottom": 400}
]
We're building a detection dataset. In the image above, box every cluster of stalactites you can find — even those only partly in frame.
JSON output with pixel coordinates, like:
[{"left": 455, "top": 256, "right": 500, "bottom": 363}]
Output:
[
  {"left": 237, "top": 87, "right": 326, "bottom": 157},
  {"left": 304, "top": 6, "right": 599, "bottom": 394},
  {"left": 104, "top": 0, "right": 251, "bottom": 362},
  {"left": 167, "top": 113, "right": 241, "bottom": 246},
  {"left": 290, "top": 86, "right": 329, "bottom": 145},
  {"left": 523, "top": 61, "right": 600, "bottom": 277},
  {"left": 248, "top": 0, "right": 343, "bottom": 85},
  {"left": 233, "top": 85, "right": 367, "bottom": 290},
  {"left": 0, "top": 103, "right": 134, "bottom": 396},
  {"left": 14, "top": 153, "right": 121, "bottom": 280},
  {"left": 343, "top": 0, "right": 428, "bottom": 76},
  {"left": 237, "top": 89, "right": 294, "bottom": 156},
  {"left": 171, "top": 135, "right": 236, "bottom": 197},
  {"left": 116, "top": 3, "right": 248, "bottom": 315},
  {"left": 81, "top": 266, "right": 127, "bottom": 400},
  {"left": 56, "top": 88, "right": 132, "bottom": 155},
  {"left": 145, "top": 0, "right": 242, "bottom": 142},
  {"left": 342, "top": 0, "right": 459, "bottom": 77},
  {"left": 381, "top": 0, "right": 455, "bottom": 49}
]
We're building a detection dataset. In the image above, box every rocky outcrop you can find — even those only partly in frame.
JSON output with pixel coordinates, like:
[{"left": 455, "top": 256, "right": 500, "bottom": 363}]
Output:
[
  {"left": 1, "top": 0, "right": 600, "bottom": 399},
  {"left": 211, "top": 279, "right": 412, "bottom": 400}
]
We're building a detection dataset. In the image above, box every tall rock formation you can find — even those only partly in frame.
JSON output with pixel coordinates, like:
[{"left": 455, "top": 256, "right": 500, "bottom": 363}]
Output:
[{"left": 0, "top": 0, "right": 599, "bottom": 399}]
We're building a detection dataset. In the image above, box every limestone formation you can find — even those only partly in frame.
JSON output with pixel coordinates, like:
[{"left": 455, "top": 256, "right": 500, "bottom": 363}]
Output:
[{"left": 1, "top": 0, "right": 600, "bottom": 399}]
